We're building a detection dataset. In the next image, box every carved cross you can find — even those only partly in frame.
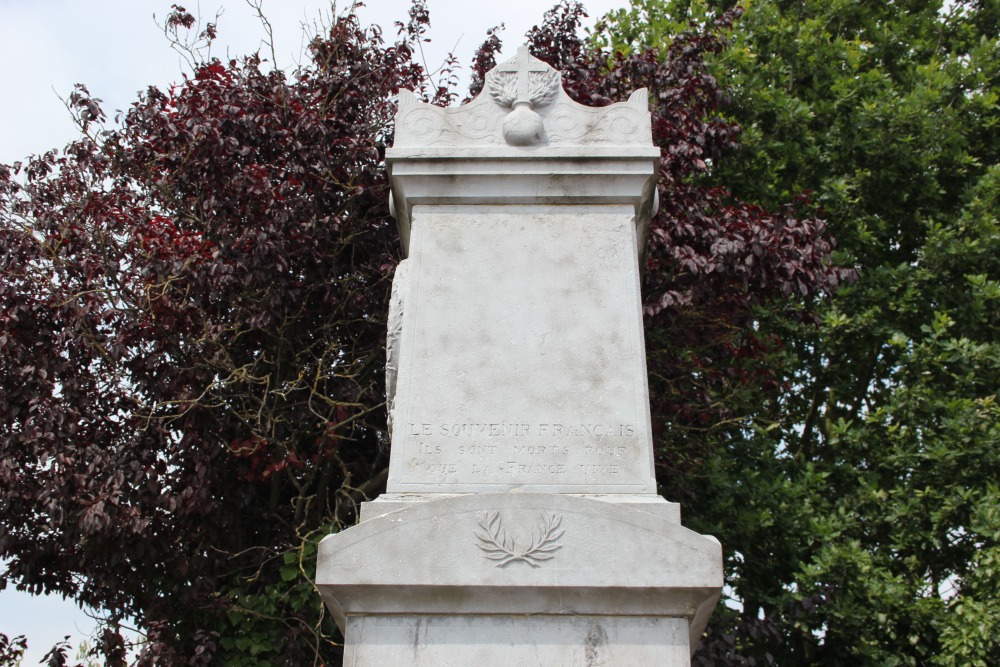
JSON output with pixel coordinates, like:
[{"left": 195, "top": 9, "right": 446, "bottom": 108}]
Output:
[{"left": 493, "top": 46, "right": 551, "bottom": 107}]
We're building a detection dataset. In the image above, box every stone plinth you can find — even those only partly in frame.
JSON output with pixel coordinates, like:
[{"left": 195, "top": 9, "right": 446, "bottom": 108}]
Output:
[
  {"left": 318, "top": 494, "right": 720, "bottom": 660},
  {"left": 316, "top": 46, "right": 722, "bottom": 665},
  {"left": 343, "top": 616, "right": 690, "bottom": 666}
]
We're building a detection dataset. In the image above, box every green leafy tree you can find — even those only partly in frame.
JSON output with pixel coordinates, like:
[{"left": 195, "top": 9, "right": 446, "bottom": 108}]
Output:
[
  {"left": 597, "top": 0, "right": 1000, "bottom": 664},
  {"left": 1, "top": 1, "right": 852, "bottom": 664}
]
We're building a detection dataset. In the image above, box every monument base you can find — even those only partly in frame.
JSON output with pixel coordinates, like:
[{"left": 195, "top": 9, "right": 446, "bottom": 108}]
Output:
[
  {"left": 317, "top": 493, "right": 722, "bottom": 666},
  {"left": 343, "top": 614, "right": 690, "bottom": 665}
]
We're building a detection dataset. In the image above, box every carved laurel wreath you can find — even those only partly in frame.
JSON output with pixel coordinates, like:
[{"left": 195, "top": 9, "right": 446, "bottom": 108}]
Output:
[
  {"left": 488, "top": 70, "right": 561, "bottom": 109},
  {"left": 475, "top": 511, "right": 564, "bottom": 568}
]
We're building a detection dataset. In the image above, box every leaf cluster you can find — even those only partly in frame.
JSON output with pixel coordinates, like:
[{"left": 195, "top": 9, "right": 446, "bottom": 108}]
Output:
[
  {"left": 1, "top": 6, "right": 428, "bottom": 664},
  {"left": 0, "top": 1, "right": 852, "bottom": 664},
  {"left": 597, "top": 0, "right": 1000, "bottom": 664}
]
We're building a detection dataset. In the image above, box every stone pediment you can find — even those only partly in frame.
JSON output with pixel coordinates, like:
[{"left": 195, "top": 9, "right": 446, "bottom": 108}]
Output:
[{"left": 392, "top": 46, "right": 653, "bottom": 150}]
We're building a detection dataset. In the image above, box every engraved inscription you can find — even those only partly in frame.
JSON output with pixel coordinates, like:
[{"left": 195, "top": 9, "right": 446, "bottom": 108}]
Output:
[
  {"left": 475, "top": 511, "right": 564, "bottom": 568},
  {"left": 511, "top": 445, "right": 569, "bottom": 455},
  {"left": 459, "top": 445, "right": 499, "bottom": 455},
  {"left": 502, "top": 463, "right": 569, "bottom": 475},
  {"left": 584, "top": 445, "right": 628, "bottom": 457},
  {"left": 581, "top": 464, "right": 621, "bottom": 475},
  {"left": 539, "top": 424, "right": 636, "bottom": 438},
  {"left": 440, "top": 423, "right": 531, "bottom": 437},
  {"left": 404, "top": 419, "right": 642, "bottom": 483},
  {"left": 424, "top": 423, "right": 637, "bottom": 438},
  {"left": 388, "top": 211, "right": 656, "bottom": 491},
  {"left": 424, "top": 463, "right": 457, "bottom": 474}
]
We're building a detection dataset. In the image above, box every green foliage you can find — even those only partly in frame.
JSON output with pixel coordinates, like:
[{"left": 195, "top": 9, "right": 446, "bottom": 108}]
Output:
[
  {"left": 597, "top": 0, "right": 1000, "bottom": 664},
  {"left": 215, "top": 528, "right": 341, "bottom": 666}
]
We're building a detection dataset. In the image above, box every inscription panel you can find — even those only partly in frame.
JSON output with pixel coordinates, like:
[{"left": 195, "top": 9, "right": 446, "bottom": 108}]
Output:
[
  {"left": 387, "top": 207, "right": 656, "bottom": 493},
  {"left": 404, "top": 421, "right": 638, "bottom": 482}
]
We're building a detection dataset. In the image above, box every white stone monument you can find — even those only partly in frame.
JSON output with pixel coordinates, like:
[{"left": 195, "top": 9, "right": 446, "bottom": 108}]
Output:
[{"left": 317, "top": 46, "right": 722, "bottom": 665}]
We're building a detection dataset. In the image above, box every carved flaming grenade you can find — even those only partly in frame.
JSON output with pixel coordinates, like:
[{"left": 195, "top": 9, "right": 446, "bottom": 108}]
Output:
[{"left": 489, "top": 46, "right": 561, "bottom": 146}]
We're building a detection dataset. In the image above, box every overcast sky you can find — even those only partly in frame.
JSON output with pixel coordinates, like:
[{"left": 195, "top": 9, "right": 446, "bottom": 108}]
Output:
[
  {"left": 0, "top": 0, "right": 629, "bottom": 165},
  {"left": 0, "top": 0, "right": 629, "bottom": 662}
]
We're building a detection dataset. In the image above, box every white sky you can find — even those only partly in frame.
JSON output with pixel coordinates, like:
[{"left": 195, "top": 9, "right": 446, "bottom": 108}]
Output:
[
  {"left": 0, "top": 0, "right": 628, "bottom": 165},
  {"left": 0, "top": 0, "right": 628, "bottom": 662}
]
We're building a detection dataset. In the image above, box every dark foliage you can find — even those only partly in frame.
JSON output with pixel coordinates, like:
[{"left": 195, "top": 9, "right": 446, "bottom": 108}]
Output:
[
  {"left": 0, "top": 2, "right": 848, "bottom": 663},
  {"left": 0, "top": 633, "right": 27, "bottom": 665}
]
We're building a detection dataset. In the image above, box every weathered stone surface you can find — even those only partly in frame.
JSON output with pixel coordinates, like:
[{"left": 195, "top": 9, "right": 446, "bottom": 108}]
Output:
[
  {"left": 386, "top": 205, "right": 656, "bottom": 494},
  {"left": 342, "top": 615, "right": 690, "bottom": 666},
  {"left": 316, "top": 45, "right": 723, "bottom": 666},
  {"left": 317, "top": 494, "right": 721, "bottom": 649},
  {"left": 358, "top": 492, "right": 682, "bottom": 524},
  {"left": 386, "top": 153, "right": 660, "bottom": 261},
  {"left": 385, "top": 45, "right": 661, "bottom": 257},
  {"left": 381, "top": 46, "right": 662, "bottom": 498},
  {"left": 392, "top": 46, "right": 652, "bottom": 150},
  {"left": 384, "top": 258, "right": 409, "bottom": 441}
]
